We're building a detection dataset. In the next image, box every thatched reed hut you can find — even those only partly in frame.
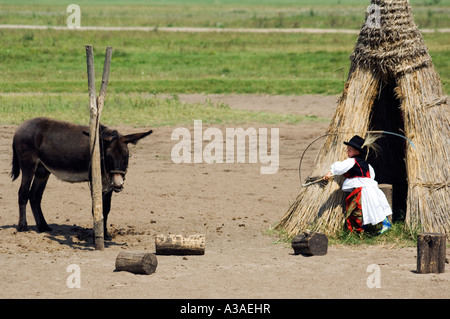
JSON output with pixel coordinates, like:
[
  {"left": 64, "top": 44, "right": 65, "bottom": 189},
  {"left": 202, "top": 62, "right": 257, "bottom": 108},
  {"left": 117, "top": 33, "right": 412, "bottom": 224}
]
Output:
[{"left": 276, "top": 0, "right": 449, "bottom": 237}]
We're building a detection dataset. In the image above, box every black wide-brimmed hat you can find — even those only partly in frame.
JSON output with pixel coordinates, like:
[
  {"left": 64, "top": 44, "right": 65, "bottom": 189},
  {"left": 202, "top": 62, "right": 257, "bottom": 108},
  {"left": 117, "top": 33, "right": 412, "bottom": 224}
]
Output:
[{"left": 344, "top": 135, "right": 365, "bottom": 153}]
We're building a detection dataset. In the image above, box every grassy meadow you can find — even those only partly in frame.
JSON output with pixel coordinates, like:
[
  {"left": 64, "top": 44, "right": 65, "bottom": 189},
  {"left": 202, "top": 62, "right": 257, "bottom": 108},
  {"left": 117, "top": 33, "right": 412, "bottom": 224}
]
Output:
[
  {"left": 0, "top": 92, "right": 324, "bottom": 126},
  {"left": 0, "top": 29, "right": 359, "bottom": 95},
  {"left": 1, "top": 0, "right": 450, "bottom": 29},
  {"left": 0, "top": 0, "right": 448, "bottom": 126}
]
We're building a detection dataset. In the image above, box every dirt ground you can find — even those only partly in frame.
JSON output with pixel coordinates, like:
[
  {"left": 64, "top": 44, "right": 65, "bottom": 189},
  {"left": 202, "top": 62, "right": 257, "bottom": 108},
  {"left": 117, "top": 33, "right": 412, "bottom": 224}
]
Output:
[{"left": 0, "top": 94, "right": 448, "bottom": 300}]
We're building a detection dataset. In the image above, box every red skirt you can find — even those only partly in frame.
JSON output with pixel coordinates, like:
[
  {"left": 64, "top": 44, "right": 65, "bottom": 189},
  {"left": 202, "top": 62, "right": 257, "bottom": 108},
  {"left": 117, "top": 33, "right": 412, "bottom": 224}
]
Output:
[{"left": 345, "top": 187, "right": 363, "bottom": 233}]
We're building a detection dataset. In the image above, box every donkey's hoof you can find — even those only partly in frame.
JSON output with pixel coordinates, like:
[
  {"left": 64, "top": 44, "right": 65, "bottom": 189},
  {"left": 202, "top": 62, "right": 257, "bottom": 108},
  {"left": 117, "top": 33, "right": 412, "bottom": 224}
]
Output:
[
  {"left": 17, "top": 224, "right": 28, "bottom": 232},
  {"left": 37, "top": 226, "right": 52, "bottom": 232}
]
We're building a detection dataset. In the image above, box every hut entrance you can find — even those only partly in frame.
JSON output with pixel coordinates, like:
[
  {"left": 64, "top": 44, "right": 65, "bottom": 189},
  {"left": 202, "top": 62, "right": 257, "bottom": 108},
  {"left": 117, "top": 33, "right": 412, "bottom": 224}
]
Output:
[{"left": 368, "top": 80, "right": 407, "bottom": 221}]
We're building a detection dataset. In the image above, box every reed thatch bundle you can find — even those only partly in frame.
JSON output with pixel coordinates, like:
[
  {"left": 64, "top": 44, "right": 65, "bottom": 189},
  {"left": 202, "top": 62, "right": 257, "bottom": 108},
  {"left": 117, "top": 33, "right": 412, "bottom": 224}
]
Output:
[
  {"left": 276, "top": 0, "right": 449, "bottom": 237},
  {"left": 399, "top": 68, "right": 450, "bottom": 234}
]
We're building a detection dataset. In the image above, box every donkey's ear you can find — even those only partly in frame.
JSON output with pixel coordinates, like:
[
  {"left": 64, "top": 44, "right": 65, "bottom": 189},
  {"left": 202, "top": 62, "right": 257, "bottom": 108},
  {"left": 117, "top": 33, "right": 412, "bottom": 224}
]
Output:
[
  {"left": 100, "top": 128, "right": 120, "bottom": 143},
  {"left": 123, "top": 130, "right": 153, "bottom": 145},
  {"left": 82, "top": 125, "right": 110, "bottom": 138}
]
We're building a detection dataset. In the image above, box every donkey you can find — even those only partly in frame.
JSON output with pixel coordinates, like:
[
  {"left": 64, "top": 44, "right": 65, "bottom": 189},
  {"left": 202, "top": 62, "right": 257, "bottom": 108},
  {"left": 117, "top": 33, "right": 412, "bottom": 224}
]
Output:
[{"left": 11, "top": 117, "right": 152, "bottom": 239}]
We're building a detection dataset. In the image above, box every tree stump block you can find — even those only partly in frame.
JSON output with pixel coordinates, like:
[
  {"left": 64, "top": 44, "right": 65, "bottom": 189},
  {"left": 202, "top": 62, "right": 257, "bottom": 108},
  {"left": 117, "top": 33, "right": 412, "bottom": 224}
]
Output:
[
  {"left": 155, "top": 234, "right": 205, "bottom": 255},
  {"left": 378, "top": 184, "right": 393, "bottom": 221},
  {"left": 291, "top": 231, "right": 328, "bottom": 256},
  {"left": 115, "top": 251, "right": 158, "bottom": 275},
  {"left": 417, "top": 233, "right": 446, "bottom": 274}
]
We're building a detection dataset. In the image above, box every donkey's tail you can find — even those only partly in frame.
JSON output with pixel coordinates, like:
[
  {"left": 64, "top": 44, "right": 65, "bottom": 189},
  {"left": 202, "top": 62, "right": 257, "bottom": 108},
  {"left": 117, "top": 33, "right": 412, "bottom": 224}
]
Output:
[{"left": 11, "top": 141, "right": 20, "bottom": 181}]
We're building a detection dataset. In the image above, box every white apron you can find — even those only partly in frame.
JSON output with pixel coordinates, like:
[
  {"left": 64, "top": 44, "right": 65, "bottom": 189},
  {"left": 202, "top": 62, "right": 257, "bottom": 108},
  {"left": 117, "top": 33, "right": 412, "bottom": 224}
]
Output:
[{"left": 330, "top": 158, "right": 392, "bottom": 225}]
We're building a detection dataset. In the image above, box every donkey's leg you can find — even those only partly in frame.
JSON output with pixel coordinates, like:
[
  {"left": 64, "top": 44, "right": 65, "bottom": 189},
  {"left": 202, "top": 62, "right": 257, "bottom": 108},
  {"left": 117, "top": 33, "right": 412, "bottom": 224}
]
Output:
[
  {"left": 102, "top": 190, "right": 113, "bottom": 240},
  {"left": 17, "top": 164, "right": 36, "bottom": 232},
  {"left": 29, "top": 164, "right": 51, "bottom": 232}
]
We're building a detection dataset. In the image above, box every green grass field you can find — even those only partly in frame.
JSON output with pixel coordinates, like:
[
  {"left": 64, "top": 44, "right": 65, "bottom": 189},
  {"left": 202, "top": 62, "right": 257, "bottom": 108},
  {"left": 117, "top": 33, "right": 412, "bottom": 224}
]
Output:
[
  {"left": 1, "top": 0, "right": 449, "bottom": 29},
  {"left": 0, "top": 29, "right": 360, "bottom": 95},
  {"left": 1, "top": 29, "right": 448, "bottom": 96},
  {"left": 0, "top": 1, "right": 448, "bottom": 126},
  {"left": 0, "top": 92, "right": 325, "bottom": 126}
]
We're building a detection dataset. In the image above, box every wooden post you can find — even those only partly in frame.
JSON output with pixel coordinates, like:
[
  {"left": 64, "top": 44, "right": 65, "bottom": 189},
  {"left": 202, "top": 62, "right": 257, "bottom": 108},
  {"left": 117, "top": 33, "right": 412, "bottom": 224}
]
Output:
[
  {"left": 86, "top": 45, "right": 104, "bottom": 250},
  {"left": 155, "top": 234, "right": 205, "bottom": 255},
  {"left": 97, "top": 47, "right": 113, "bottom": 112},
  {"left": 115, "top": 251, "right": 158, "bottom": 275},
  {"left": 417, "top": 233, "right": 446, "bottom": 274},
  {"left": 86, "top": 46, "right": 113, "bottom": 250}
]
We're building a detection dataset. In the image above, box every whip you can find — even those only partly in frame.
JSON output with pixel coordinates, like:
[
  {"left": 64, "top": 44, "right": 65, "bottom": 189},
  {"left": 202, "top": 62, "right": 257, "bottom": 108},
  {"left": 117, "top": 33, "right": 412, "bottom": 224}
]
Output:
[
  {"left": 301, "top": 175, "right": 334, "bottom": 187},
  {"left": 298, "top": 130, "right": 415, "bottom": 187}
]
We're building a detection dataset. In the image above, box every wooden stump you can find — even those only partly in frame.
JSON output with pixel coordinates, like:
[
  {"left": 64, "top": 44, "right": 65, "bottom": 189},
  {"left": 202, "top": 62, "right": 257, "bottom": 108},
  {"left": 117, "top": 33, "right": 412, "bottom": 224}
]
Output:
[
  {"left": 291, "top": 231, "right": 328, "bottom": 256},
  {"left": 378, "top": 184, "right": 393, "bottom": 221},
  {"left": 417, "top": 233, "right": 446, "bottom": 274},
  {"left": 115, "top": 251, "right": 158, "bottom": 275},
  {"left": 155, "top": 234, "right": 205, "bottom": 255}
]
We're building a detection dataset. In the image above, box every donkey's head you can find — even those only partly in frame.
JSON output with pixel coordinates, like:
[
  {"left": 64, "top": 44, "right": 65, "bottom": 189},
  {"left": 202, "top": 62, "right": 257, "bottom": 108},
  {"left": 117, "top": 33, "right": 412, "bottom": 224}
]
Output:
[{"left": 99, "top": 126, "right": 153, "bottom": 192}]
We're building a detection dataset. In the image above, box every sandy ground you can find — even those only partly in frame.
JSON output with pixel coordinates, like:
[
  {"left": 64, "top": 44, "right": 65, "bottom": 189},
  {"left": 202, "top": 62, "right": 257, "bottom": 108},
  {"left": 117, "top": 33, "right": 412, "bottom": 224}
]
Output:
[{"left": 0, "top": 94, "right": 448, "bottom": 300}]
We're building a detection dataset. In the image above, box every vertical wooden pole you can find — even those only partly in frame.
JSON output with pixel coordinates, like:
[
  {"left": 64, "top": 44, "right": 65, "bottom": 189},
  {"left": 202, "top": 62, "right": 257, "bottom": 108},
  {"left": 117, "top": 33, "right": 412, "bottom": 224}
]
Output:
[
  {"left": 97, "top": 47, "right": 113, "bottom": 113},
  {"left": 86, "top": 45, "right": 104, "bottom": 250}
]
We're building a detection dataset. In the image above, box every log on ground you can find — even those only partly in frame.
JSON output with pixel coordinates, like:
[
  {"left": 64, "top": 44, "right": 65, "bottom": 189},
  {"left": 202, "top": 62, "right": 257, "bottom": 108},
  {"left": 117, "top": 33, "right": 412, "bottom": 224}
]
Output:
[
  {"left": 115, "top": 251, "right": 158, "bottom": 275},
  {"left": 155, "top": 234, "right": 205, "bottom": 255},
  {"left": 291, "top": 231, "right": 328, "bottom": 256}
]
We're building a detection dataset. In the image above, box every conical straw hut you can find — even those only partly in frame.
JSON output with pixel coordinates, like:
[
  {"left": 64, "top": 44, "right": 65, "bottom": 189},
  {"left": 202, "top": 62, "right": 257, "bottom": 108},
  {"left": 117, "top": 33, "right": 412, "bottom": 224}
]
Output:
[{"left": 276, "top": 0, "right": 449, "bottom": 237}]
